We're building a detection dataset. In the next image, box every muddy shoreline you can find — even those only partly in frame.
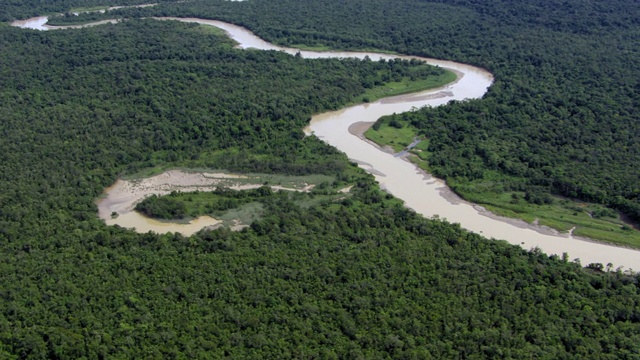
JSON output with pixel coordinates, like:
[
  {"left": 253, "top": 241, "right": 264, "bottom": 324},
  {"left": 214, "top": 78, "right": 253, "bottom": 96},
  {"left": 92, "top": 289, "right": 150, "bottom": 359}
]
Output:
[
  {"left": 12, "top": 16, "right": 640, "bottom": 268},
  {"left": 348, "top": 121, "right": 566, "bottom": 239},
  {"left": 96, "top": 169, "right": 315, "bottom": 235},
  {"left": 349, "top": 120, "right": 640, "bottom": 254}
]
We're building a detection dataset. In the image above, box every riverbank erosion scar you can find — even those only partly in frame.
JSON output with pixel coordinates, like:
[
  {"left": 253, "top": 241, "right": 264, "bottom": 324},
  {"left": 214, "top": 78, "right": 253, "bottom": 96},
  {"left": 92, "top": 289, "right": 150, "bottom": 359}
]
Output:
[{"left": 11, "top": 16, "right": 640, "bottom": 269}]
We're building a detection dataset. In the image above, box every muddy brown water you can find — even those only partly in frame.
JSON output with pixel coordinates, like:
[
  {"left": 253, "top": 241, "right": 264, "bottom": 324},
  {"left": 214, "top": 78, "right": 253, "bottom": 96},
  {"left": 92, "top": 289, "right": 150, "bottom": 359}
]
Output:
[{"left": 12, "top": 16, "right": 640, "bottom": 269}]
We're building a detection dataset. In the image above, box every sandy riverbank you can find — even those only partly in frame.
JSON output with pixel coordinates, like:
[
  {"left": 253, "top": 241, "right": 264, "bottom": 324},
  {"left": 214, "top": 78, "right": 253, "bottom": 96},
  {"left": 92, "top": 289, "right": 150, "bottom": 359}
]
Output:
[
  {"left": 348, "top": 121, "right": 566, "bottom": 239},
  {"left": 13, "top": 16, "right": 640, "bottom": 268},
  {"left": 349, "top": 118, "right": 640, "bottom": 254},
  {"left": 96, "top": 170, "right": 315, "bottom": 235}
]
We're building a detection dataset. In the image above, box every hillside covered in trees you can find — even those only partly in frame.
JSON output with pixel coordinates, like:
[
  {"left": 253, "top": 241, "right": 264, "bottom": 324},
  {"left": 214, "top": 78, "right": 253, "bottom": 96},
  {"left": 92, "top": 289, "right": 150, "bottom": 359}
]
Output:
[{"left": 2, "top": 0, "right": 640, "bottom": 358}]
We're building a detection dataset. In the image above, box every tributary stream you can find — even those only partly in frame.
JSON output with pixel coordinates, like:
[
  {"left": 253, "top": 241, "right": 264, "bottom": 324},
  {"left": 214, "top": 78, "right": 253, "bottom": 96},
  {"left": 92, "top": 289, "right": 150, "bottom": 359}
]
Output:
[{"left": 12, "top": 16, "right": 640, "bottom": 269}]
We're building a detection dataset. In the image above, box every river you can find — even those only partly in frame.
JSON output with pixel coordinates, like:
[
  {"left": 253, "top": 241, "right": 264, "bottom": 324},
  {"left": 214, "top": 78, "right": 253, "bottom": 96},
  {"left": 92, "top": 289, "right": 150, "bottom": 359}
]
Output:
[{"left": 11, "top": 16, "right": 640, "bottom": 269}]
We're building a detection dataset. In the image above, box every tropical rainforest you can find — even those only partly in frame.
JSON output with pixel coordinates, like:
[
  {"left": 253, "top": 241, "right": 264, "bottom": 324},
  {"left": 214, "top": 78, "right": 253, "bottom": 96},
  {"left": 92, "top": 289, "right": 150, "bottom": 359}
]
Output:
[
  {"left": 2, "top": 0, "right": 640, "bottom": 358},
  {"left": 68, "top": 0, "right": 640, "bottom": 234}
]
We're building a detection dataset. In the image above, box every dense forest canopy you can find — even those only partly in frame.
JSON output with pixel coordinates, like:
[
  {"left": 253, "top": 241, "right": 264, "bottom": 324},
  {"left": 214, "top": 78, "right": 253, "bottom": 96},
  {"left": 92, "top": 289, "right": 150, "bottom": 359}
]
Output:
[
  {"left": 65, "top": 0, "right": 640, "bottom": 223},
  {"left": 2, "top": 0, "right": 640, "bottom": 358},
  {"left": 0, "top": 0, "right": 184, "bottom": 22}
]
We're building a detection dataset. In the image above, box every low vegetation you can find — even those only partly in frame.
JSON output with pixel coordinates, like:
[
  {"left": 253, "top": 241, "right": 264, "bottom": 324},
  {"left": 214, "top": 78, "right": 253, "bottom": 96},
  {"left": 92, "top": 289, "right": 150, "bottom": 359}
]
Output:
[
  {"left": 2, "top": 1, "right": 640, "bottom": 358},
  {"left": 353, "top": 64, "right": 456, "bottom": 104},
  {"left": 134, "top": 184, "right": 351, "bottom": 225},
  {"left": 366, "top": 117, "right": 640, "bottom": 247}
]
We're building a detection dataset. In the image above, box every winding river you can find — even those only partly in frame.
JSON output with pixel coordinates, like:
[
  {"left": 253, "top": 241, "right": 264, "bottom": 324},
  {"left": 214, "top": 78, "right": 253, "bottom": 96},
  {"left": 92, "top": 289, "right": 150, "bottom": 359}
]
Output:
[{"left": 11, "top": 16, "right": 640, "bottom": 269}]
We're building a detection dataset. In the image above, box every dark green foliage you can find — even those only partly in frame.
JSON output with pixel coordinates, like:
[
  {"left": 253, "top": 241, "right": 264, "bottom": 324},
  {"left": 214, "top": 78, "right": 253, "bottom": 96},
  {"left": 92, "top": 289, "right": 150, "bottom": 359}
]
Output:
[
  {"left": 85, "top": 0, "right": 640, "bottom": 222},
  {"left": 389, "top": 119, "right": 403, "bottom": 129},
  {"left": 592, "top": 207, "right": 618, "bottom": 219},
  {"left": 0, "top": 0, "right": 182, "bottom": 22},
  {"left": 135, "top": 193, "right": 188, "bottom": 219},
  {"left": 4, "top": 186, "right": 640, "bottom": 358},
  {"left": 135, "top": 187, "right": 274, "bottom": 220},
  {"left": 372, "top": 117, "right": 383, "bottom": 131},
  {"left": 524, "top": 188, "right": 553, "bottom": 205},
  {"left": 0, "top": 18, "right": 448, "bottom": 249},
  {"left": 2, "top": 1, "right": 640, "bottom": 358}
]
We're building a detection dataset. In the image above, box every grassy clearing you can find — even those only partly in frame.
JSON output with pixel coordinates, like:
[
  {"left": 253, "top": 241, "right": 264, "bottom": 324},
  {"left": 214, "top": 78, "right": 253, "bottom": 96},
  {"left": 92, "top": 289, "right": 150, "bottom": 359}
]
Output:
[
  {"left": 365, "top": 120, "right": 640, "bottom": 248},
  {"left": 46, "top": 17, "right": 110, "bottom": 26},
  {"left": 192, "top": 23, "right": 228, "bottom": 37},
  {"left": 139, "top": 186, "right": 353, "bottom": 229},
  {"left": 288, "top": 44, "right": 399, "bottom": 55},
  {"left": 411, "top": 139, "right": 431, "bottom": 159},
  {"left": 450, "top": 179, "right": 640, "bottom": 248},
  {"left": 354, "top": 69, "right": 456, "bottom": 105},
  {"left": 242, "top": 173, "right": 335, "bottom": 188},
  {"left": 364, "top": 119, "right": 432, "bottom": 159},
  {"left": 126, "top": 168, "right": 354, "bottom": 228},
  {"left": 287, "top": 44, "right": 336, "bottom": 52},
  {"left": 217, "top": 202, "right": 265, "bottom": 226},
  {"left": 364, "top": 120, "right": 420, "bottom": 152},
  {"left": 294, "top": 192, "right": 351, "bottom": 209}
]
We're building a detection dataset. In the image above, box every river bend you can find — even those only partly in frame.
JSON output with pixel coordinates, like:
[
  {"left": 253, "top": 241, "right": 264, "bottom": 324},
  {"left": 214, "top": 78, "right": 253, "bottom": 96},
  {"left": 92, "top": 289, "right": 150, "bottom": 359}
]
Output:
[{"left": 11, "top": 16, "right": 640, "bottom": 269}]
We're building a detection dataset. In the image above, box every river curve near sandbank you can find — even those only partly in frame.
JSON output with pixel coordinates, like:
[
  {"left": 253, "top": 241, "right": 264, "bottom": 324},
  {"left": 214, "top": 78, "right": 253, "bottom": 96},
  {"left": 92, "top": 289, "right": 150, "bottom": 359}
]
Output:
[
  {"left": 96, "top": 170, "right": 316, "bottom": 236},
  {"left": 11, "top": 16, "right": 640, "bottom": 269}
]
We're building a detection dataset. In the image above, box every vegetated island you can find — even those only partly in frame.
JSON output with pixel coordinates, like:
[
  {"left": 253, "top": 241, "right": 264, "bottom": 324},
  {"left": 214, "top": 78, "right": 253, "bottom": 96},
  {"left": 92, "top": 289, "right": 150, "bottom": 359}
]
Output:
[
  {"left": 3, "top": 2, "right": 640, "bottom": 358},
  {"left": 363, "top": 115, "right": 640, "bottom": 248},
  {"left": 98, "top": 169, "right": 351, "bottom": 234},
  {"left": 41, "top": 0, "right": 640, "bottom": 250}
]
